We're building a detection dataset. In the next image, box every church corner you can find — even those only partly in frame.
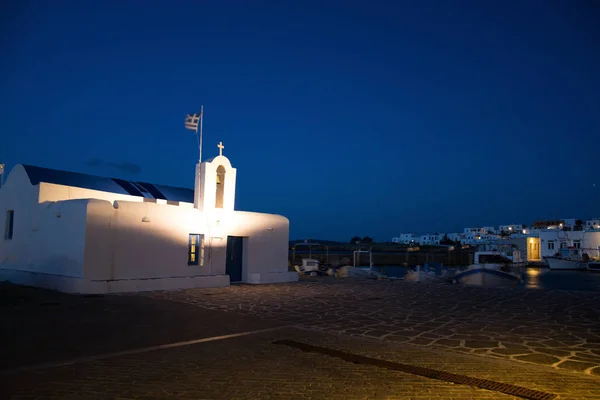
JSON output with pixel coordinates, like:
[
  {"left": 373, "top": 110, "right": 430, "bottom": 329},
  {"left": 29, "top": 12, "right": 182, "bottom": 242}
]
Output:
[{"left": 0, "top": 143, "right": 297, "bottom": 294}]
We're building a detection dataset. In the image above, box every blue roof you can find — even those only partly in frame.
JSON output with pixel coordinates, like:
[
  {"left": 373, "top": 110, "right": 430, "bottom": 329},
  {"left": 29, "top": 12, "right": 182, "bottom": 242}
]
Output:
[{"left": 22, "top": 164, "right": 194, "bottom": 203}]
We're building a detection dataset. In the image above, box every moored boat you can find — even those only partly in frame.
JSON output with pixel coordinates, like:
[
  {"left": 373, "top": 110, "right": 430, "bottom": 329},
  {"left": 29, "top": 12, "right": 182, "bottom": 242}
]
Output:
[
  {"left": 452, "top": 247, "right": 523, "bottom": 287},
  {"left": 403, "top": 263, "right": 449, "bottom": 283},
  {"left": 544, "top": 248, "right": 588, "bottom": 270},
  {"left": 544, "top": 256, "right": 587, "bottom": 270},
  {"left": 453, "top": 265, "right": 521, "bottom": 287}
]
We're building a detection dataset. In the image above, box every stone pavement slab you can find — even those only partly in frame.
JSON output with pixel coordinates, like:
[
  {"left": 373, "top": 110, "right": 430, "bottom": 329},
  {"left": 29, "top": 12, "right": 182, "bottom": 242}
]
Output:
[
  {"left": 3, "top": 326, "right": 599, "bottom": 399},
  {"left": 0, "top": 282, "right": 280, "bottom": 370},
  {"left": 142, "top": 278, "right": 600, "bottom": 376}
]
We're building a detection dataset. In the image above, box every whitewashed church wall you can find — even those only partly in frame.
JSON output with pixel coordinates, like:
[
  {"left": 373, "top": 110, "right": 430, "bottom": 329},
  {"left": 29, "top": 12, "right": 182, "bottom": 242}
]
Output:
[
  {"left": 1, "top": 166, "right": 87, "bottom": 277},
  {"left": 197, "top": 156, "right": 237, "bottom": 212},
  {"left": 228, "top": 211, "right": 290, "bottom": 275},
  {"left": 0, "top": 166, "right": 41, "bottom": 272},
  {"left": 39, "top": 182, "right": 142, "bottom": 204},
  {"left": 83, "top": 200, "right": 226, "bottom": 281},
  {"left": 30, "top": 201, "right": 88, "bottom": 277}
]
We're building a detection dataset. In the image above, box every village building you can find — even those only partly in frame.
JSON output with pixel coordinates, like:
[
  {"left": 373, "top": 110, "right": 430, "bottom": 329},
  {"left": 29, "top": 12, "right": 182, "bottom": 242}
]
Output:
[{"left": 0, "top": 142, "right": 297, "bottom": 294}]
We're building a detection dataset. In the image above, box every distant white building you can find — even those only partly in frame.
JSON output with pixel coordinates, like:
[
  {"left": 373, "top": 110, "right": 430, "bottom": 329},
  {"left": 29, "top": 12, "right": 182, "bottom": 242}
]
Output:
[
  {"left": 463, "top": 227, "right": 491, "bottom": 235},
  {"left": 521, "top": 227, "right": 543, "bottom": 235},
  {"left": 585, "top": 218, "right": 600, "bottom": 230},
  {"left": 538, "top": 230, "right": 600, "bottom": 259},
  {"left": 462, "top": 234, "right": 479, "bottom": 244},
  {"left": 419, "top": 234, "right": 441, "bottom": 245},
  {"left": 391, "top": 233, "right": 414, "bottom": 244},
  {"left": 502, "top": 237, "right": 542, "bottom": 263},
  {"left": 480, "top": 234, "right": 500, "bottom": 241},
  {"left": 498, "top": 224, "right": 522, "bottom": 234}
]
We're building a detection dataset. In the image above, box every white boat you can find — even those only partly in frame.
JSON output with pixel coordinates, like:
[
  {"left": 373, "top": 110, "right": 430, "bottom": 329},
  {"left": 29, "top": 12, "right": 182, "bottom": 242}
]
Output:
[
  {"left": 294, "top": 258, "right": 333, "bottom": 276},
  {"left": 403, "top": 264, "right": 449, "bottom": 283},
  {"left": 544, "top": 248, "right": 587, "bottom": 270},
  {"left": 453, "top": 248, "right": 522, "bottom": 287},
  {"left": 544, "top": 257, "right": 587, "bottom": 270},
  {"left": 453, "top": 264, "right": 522, "bottom": 287}
]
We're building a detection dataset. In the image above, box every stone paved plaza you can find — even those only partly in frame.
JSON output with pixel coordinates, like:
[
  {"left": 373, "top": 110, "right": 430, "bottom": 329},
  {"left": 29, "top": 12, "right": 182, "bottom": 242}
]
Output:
[
  {"left": 1, "top": 279, "right": 600, "bottom": 399},
  {"left": 143, "top": 277, "right": 600, "bottom": 377}
]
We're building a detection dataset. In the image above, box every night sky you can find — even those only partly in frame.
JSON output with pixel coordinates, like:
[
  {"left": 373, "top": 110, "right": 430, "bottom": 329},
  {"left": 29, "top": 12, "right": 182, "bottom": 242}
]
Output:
[{"left": 1, "top": 1, "right": 599, "bottom": 242}]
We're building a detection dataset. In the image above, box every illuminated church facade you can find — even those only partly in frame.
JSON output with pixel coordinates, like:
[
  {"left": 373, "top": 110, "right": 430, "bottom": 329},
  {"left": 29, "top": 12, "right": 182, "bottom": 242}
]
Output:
[{"left": 0, "top": 142, "right": 297, "bottom": 293}]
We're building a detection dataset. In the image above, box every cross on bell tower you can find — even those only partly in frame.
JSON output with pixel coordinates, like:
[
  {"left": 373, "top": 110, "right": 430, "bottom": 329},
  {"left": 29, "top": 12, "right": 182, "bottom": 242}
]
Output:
[{"left": 217, "top": 142, "right": 224, "bottom": 156}]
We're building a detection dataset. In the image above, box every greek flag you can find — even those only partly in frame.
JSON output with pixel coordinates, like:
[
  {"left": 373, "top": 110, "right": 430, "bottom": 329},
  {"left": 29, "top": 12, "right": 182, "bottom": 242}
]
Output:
[{"left": 185, "top": 112, "right": 201, "bottom": 132}]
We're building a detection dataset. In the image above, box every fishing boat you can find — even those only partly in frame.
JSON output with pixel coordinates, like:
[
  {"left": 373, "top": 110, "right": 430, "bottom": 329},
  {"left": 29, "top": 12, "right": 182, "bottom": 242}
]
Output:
[
  {"left": 453, "top": 249, "right": 522, "bottom": 287},
  {"left": 403, "top": 263, "right": 449, "bottom": 283},
  {"left": 544, "top": 248, "right": 588, "bottom": 270}
]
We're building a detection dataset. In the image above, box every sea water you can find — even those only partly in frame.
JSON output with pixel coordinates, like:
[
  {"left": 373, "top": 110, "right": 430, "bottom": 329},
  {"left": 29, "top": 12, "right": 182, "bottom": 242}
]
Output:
[
  {"left": 519, "top": 267, "right": 600, "bottom": 292},
  {"left": 371, "top": 265, "right": 600, "bottom": 292}
]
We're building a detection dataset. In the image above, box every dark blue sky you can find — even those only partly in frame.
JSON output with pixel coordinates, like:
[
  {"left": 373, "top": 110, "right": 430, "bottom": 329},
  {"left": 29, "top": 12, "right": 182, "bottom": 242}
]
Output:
[{"left": 1, "top": 1, "right": 599, "bottom": 241}]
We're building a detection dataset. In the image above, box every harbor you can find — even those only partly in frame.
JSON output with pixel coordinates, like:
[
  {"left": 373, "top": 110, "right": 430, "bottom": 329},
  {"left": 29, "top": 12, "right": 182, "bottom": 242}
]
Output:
[{"left": 290, "top": 241, "right": 600, "bottom": 292}]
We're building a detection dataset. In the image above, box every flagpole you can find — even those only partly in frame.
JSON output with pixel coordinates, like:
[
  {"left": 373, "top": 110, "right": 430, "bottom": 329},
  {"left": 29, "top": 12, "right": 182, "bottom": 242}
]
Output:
[{"left": 198, "top": 105, "right": 204, "bottom": 163}]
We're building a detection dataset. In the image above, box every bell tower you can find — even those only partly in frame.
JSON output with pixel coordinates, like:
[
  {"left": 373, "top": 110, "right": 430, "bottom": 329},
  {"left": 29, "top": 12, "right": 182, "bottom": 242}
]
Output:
[{"left": 194, "top": 141, "right": 237, "bottom": 212}]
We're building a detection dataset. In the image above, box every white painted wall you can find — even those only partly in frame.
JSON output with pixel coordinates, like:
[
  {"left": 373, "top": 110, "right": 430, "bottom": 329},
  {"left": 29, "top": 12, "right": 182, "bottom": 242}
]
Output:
[
  {"left": 419, "top": 234, "right": 440, "bottom": 245},
  {"left": 83, "top": 200, "right": 294, "bottom": 285},
  {"left": 498, "top": 224, "right": 522, "bottom": 233},
  {"left": 502, "top": 237, "right": 542, "bottom": 262},
  {"left": 38, "top": 182, "right": 142, "bottom": 204},
  {"left": 83, "top": 199, "right": 214, "bottom": 281},
  {"left": 227, "top": 211, "right": 293, "bottom": 283},
  {"left": 197, "top": 156, "right": 237, "bottom": 213},
  {"left": 392, "top": 233, "right": 413, "bottom": 244},
  {"left": 539, "top": 230, "right": 586, "bottom": 258},
  {"left": 585, "top": 219, "right": 600, "bottom": 229},
  {"left": 0, "top": 167, "right": 88, "bottom": 278},
  {"left": 480, "top": 234, "right": 500, "bottom": 241}
]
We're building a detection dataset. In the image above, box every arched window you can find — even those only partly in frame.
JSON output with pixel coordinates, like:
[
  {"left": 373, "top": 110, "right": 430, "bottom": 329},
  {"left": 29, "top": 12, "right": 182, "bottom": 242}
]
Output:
[{"left": 215, "top": 165, "right": 226, "bottom": 208}]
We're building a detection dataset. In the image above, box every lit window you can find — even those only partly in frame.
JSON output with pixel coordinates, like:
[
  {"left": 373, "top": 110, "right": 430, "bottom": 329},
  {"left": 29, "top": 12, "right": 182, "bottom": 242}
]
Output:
[
  {"left": 4, "top": 210, "right": 14, "bottom": 240},
  {"left": 188, "top": 234, "right": 205, "bottom": 266}
]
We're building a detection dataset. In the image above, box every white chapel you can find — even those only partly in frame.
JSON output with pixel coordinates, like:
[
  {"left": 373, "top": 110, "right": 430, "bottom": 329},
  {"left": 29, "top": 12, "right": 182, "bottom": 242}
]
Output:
[{"left": 0, "top": 142, "right": 297, "bottom": 293}]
